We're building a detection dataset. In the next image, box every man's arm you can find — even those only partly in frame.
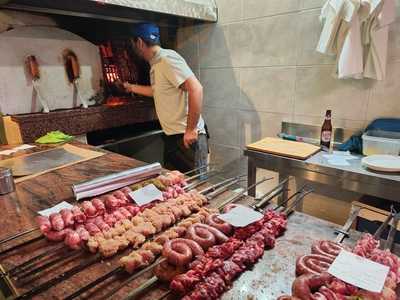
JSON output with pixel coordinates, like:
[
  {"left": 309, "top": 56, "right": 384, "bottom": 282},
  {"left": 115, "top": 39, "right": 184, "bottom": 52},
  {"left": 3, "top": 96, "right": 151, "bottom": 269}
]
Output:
[
  {"left": 181, "top": 75, "right": 203, "bottom": 149},
  {"left": 123, "top": 83, "right": 153, "bottom": 97}
]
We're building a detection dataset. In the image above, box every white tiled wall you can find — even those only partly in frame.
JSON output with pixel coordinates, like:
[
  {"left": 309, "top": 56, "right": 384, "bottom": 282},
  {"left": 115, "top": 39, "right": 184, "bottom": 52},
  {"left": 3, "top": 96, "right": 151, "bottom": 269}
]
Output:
[
  {"left": 177, "top": 0, "right": 400, "bottom": 166},
  {"left": 176, "top": 0, "right": 400, "bottom": 223}
]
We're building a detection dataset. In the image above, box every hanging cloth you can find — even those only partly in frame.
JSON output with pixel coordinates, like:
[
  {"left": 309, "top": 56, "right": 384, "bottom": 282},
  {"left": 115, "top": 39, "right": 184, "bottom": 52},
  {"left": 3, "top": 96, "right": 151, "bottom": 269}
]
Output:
[
  {"left": 336, "top": 0, "right": 371, "bottom": 79},
  {"left": 363, "top": 0, "right": 396, "bottom": 80},
  {"left": 317, "top": 0, "right": 356, "bottom": 56}
]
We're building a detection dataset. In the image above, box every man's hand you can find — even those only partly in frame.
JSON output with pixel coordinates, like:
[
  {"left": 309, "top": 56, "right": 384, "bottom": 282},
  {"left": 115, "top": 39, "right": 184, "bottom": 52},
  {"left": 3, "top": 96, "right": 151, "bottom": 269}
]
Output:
[
  {"left": 123, "top": 82, "right": 133, "bottom": 93},
  {"left": 183, "top": 129, "right": 198, "bottom": 149}
]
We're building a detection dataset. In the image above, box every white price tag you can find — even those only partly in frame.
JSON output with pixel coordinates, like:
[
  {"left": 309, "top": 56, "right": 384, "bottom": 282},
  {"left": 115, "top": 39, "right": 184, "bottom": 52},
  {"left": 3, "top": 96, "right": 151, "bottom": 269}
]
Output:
[
  {"left": 218, "top": 205, "right": 263, "bottom": 227},
  {"left": 129, "top": 184, "right": 163, "bottom": 206},
  {"left": 14, "top": 144, "right": 36, "bottom": 151},
  {"left": 328, "top": 250, "right": 390, "bottom": 293},
  {"left": 0, "top": 149, "right": 17, "bottom": 156},
  {"left": 38, "top": 201, "right": 74, "bottom": 217}
]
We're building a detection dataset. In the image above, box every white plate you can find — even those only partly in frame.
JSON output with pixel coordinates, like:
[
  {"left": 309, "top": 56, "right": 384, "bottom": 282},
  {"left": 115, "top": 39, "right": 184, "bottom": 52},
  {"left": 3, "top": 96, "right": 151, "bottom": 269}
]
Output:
[{"left": 362, "top": 155, "right": 400, "bottom": 172}]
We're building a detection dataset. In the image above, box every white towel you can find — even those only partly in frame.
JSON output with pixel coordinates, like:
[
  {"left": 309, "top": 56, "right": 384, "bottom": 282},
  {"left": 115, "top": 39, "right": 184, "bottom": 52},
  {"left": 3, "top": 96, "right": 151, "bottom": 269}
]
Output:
[
  {"left": 364, "top": 0, "right": 396, "bottom": 80},
  {"left": 337, "top": 0, "right": 371, "bottom": 79}
]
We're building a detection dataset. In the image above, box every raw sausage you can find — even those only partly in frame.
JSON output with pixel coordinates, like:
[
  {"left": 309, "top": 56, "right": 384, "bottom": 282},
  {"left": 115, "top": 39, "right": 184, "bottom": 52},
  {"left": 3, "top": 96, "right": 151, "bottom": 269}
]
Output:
[
  {"left": 206, "top": 214, "right": 232, "bottom": 235},
  {"left": 60, "top": 209, "right": 74, "bottom": 227},
  {"left": 163, "top": 238, "right": 204, "bottom": 267},
  {"left": 49, "top": 213, "right": 65, "bottom": 231},
  {"left": 65, "top": 230, "right": 81, "bottom": 250},
  {"left": 292, "top": 273, "right": 331, "bottom": 300},
  {"left": 36, "top": 216, "right": 51, "bottom": 233},
  {"left": 311, "top": 240, "right": 348, "bottom": 260},
  {"left": 186, "top": 225, "right": 216, "bottom": 250},
  {"left": 295, "top": 254, "right": 334, "bottom": 276},
  {"left": 91, "top": 198, "right": 105, "bottom": 215},
  {"left": 82, "top": 201, "right": 97, "bottom": 217},
  {"left": 72, "top": 206, "right": 86, "bottom": 223},
  {"left": 191, "top": 223, "right": 229, "bottom": 243},
  {"left": 103, "top": 195, "right": 119, "bottom": 210}
]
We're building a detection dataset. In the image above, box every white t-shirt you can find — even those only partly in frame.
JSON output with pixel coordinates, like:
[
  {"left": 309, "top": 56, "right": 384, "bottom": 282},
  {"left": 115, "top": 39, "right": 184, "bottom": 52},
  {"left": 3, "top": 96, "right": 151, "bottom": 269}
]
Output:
[{"left": 149, "top": 48, "right": 205, "bottom": 136}]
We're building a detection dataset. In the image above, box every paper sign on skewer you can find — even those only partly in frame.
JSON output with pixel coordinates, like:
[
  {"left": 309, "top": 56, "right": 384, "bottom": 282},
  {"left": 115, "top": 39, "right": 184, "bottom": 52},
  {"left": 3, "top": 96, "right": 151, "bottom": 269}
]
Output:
[
  {"left": 38, "top": 201, "right": 74, "bottom": 216},
  {"left": 218, "top": 205, "right": 263, "bottom": 227},
  {"left": 129, "top": 184, "right": 163, "bottom": 206},
  {"left": 328, "top": 250, "right": 389, "bottom": 293}
]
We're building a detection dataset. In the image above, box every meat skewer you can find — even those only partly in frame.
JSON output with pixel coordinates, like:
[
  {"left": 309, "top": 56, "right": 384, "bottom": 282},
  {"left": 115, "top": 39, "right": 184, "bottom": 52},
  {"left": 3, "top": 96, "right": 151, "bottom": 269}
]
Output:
[
  {"left": 63, "top": 177, "right": 273, "bottom": 300},
  {"left": 280, "top": 207, "right": 399, "bottom": 299},
  {"left": 0, "top": 169, "right": 191, "bottom": 246},
  {"left": 123, "top": 187, "right": 311, "bottom": 300},
  {"left": 0, "top": 170, "right": 191, "bottom": 255},
  {"left": 7, "top": 177, "right": 220, "bottom": 279},
  {"left": 14, "top": 177, "right": 241, "bottom": 300}
]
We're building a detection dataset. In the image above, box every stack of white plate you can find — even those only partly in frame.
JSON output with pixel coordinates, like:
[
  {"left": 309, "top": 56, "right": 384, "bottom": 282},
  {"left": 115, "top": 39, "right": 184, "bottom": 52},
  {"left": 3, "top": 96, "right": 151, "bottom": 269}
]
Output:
[{"left": 362, "top": 155, "right": 400, "bottom": 172}]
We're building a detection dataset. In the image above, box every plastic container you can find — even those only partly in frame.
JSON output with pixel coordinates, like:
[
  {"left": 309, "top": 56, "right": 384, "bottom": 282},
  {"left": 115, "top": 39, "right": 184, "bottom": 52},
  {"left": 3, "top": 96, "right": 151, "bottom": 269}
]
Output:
[{"left": 362, "top": 130, "right": 400, "bottom": 156}]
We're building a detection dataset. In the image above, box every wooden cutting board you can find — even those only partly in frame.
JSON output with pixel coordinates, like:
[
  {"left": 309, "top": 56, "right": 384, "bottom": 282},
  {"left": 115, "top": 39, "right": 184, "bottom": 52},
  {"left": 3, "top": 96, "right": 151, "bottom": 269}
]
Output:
[{"left": 246, "top": 137, "right": 321, "bottom": 160}]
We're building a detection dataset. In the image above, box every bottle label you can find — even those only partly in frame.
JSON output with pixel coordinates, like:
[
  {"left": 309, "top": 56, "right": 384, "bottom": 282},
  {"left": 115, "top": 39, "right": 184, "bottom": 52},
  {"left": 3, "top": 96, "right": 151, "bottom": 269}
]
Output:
[{"left": 321, "top": 131, "right": 332, "bottom": 143}]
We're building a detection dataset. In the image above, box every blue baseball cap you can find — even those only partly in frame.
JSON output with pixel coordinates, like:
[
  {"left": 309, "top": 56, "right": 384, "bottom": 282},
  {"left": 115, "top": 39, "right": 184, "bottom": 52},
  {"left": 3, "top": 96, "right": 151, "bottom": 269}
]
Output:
[{"left": 132, "top": 22, "right": 160, "bottom": 44}]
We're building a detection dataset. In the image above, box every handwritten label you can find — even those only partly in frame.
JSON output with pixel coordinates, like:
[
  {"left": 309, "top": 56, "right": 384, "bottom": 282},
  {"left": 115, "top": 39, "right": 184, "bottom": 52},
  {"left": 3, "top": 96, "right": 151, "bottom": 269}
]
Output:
[
  {"left": 38, "top": 201, "right": 74, "bottom": 217},
  {"left": 328, "top": 250, "right": 389, "bottom": 293},
  {"left": 218, "top": 205, "right": 263, "bottom": 227},
  {"left": 129, "top": 184, "right": 163, "bottom": 206}
]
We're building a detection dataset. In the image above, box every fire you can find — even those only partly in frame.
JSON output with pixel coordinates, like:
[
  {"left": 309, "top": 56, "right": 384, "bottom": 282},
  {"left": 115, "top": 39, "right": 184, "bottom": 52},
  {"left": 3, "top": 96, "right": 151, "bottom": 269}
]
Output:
[{"left": 105, "top": 97, "right": 127, "bottom": 107}]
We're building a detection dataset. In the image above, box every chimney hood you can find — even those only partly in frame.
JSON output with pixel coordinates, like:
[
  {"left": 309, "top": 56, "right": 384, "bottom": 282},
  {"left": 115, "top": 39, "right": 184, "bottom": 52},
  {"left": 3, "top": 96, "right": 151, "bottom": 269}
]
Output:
[{"left": 1, "top": 0, "right": 218, "bottom": 24}]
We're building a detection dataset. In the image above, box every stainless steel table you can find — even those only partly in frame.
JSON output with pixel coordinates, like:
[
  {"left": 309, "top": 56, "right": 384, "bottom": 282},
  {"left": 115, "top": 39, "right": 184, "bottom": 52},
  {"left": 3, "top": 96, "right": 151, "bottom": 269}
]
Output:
[{"left": 244, "top": 149, "right": 400, "bottom": 203}]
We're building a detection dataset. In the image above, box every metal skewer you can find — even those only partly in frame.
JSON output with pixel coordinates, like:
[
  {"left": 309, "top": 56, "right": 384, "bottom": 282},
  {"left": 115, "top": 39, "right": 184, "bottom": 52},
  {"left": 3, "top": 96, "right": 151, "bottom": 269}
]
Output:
[
  {"left": 385, "top": 212, "right": 400, "bottom": 251},
  {"left": 13, "top": 254, "right": 102, "bottom": 300},
  {"left": 0, "top": 166, "right": 206, "bottom": 249},
  {"left": 123, "top": 185, "right": 314, "bottom": 300},
  {"left": 15, "top": 249, "right": 83, "bottom": 281},
  {"left": 4, "top": 245, "right": 66, "bottom": 277},
  {"left": 66, "top": 177, "right": 273, "bottom": 300},
  {"left": 184, "top": 164, "right": 213, "bottom": 176},
  {"left": 15, "top": 176, "right": 244, "bottom": 299},
  {"left": 0, "top": 228, "right": 40, "bottom": 246},
  {"left": 0, "top": 236, "right": 43, "bottom": 257},
  {"left": 185, "top": 169, "right": 216, "bottom": 182}
]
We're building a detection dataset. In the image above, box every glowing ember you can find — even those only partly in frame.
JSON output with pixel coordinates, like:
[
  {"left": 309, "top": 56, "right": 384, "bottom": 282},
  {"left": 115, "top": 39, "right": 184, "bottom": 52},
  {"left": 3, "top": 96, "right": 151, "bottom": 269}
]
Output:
[{"left": 105, "top": 97, "right": 127, "bottom": 107}]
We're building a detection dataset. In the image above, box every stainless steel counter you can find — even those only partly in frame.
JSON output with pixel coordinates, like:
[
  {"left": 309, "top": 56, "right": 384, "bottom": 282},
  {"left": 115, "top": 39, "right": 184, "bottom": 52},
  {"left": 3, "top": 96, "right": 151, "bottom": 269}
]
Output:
[
  {"left": 244, "top": 149, "right": 400, "bottom": 203},
  {"left": 221, "top": 212, "right": 359, "bottom": 300}
]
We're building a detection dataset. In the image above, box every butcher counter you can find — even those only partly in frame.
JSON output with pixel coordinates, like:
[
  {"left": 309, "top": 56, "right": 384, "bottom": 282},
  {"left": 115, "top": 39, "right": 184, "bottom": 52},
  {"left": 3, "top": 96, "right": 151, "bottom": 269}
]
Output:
[{"left": 0, "top": 143, "right": 396, "bottom": 299}]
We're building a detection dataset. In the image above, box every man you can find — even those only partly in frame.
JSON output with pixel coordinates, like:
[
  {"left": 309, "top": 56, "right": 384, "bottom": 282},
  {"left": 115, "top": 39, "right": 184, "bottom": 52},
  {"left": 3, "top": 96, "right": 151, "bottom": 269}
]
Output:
[{"left": 123, "top": 23, "right": 208, "bottom": 173}]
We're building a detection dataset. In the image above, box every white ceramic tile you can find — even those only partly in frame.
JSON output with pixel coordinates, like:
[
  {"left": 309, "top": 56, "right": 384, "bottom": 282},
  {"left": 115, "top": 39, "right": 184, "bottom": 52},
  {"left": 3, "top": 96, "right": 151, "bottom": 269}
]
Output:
[
  {"left": 203, "top": 106, "right": 239, "bottom": 147},
  {"left": 228, "top": 14, "right": 299, "bottom": 67},
  {"left": 243, "top": 0, "right": 300, "bottom": 19},
  {"left": 239, "top": 67, "right": 296, "bottom": 113},
  {"left": 294, "top": 66, "right": 371, "bottom": 121},
  {"left": 198, "top": 24, "right": 232, "bottom": 68},
  {"left": 201, "top": 68, "right": 240, "bottom": 108},
  {"left": 296, "top": 10, "right": 336, "bottom": 65},
  {"left": 368, "top": 62, "right": 400, "bottom": 120},
  {"left": 237, "top": 110, "right": 292, "bottom": 147},
  {"left": 216, "top": 0, "right": 243, "bottom": 24}
]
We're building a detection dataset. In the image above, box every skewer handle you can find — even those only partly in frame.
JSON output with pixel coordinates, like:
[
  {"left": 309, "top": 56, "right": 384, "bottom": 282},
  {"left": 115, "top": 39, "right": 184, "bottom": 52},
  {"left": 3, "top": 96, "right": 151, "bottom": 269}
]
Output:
[
  {"left": 123, "top": 276, "right": 158, "bottom": 300},
  {"left": 0, "top": 228, "right": 39, "bottom": 246},
  {"left": 385, "top": 212, "right": 400, "bottom": 251},
  {"left": 335, "top": 206, "right": 361, "bottom": 244}
]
